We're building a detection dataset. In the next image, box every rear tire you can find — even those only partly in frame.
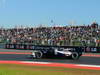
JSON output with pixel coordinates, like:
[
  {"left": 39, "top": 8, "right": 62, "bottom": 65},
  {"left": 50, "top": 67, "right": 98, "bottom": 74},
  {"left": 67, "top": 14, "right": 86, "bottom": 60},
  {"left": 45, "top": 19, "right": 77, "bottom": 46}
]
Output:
[{"left": 35, "top": 51, "right": 43, "bottom": 59}]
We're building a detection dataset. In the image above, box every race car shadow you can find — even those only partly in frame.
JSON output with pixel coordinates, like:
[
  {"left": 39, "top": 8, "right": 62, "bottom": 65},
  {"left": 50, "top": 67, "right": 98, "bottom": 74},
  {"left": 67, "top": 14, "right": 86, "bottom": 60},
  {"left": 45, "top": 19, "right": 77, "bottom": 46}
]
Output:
[{"left": 27, "top": 55, "right": 79, "bottom": 60}]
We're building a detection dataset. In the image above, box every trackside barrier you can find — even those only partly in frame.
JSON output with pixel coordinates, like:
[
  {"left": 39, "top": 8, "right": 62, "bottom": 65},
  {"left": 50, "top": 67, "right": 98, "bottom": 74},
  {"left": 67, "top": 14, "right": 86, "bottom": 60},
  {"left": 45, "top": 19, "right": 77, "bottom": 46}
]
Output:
[
  {"left": 84, "top": 47, "right": 100, "bottom": 53},
  {"left": 5, "top": 44, "right": 100, "bottom": 53},
  {"left": 0, "top": 44, "right": 5, "bottom": 49}
]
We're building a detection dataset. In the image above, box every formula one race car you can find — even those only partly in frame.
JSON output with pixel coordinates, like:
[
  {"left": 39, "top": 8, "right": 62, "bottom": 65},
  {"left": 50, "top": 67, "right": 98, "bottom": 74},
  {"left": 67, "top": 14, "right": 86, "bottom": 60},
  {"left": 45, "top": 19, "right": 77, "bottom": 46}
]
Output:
[
  {"left": 29, "top": 45, "right": 84, "bottom": 60},
  {"left": 5, "top": 44, "right": 84, "bottom": 60}
]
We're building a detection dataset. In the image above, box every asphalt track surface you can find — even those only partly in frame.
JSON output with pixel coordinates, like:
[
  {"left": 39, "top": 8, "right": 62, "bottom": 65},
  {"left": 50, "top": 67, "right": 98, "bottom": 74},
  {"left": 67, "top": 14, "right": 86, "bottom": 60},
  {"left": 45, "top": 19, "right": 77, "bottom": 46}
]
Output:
[
  {"left": 0, "top": 54, "right": 100, "bottom": 65},
  {"left": 0, "top": 49, "right": 100, "bottom": 66}
]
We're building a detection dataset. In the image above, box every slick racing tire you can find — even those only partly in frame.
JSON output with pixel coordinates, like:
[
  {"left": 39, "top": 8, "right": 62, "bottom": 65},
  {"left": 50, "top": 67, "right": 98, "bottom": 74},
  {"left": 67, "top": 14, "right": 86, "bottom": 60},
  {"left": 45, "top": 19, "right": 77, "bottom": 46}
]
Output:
[
  {"left": 35, "top": 51, "right": 43, "bottom": 59},
  {"left": 71, "top": 52, "right": 79, "bottom": 60}
]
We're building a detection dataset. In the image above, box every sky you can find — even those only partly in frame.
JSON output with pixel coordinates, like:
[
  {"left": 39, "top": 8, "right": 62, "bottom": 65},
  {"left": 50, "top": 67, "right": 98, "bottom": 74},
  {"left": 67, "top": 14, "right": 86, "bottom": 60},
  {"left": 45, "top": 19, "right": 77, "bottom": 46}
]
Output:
[{"left": 0, "top": 0, "right": 100, "bottom": 28}]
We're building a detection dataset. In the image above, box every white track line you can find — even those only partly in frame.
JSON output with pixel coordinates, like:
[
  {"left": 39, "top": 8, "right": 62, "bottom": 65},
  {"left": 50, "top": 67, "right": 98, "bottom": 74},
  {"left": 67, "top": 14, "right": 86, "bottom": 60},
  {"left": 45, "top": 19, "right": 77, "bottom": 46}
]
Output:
[
  {"left": 21, "top": 61, "right": 51, "bottom": 64},
  {"left": 77, "top": 64, "right": 100, "bottom": 68}
]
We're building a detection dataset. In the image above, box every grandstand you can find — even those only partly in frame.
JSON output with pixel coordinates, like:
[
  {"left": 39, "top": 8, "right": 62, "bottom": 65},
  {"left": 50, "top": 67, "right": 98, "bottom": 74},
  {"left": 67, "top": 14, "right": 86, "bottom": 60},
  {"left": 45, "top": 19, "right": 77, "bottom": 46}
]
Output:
[{"left": 0, "top": 22, "right": 100, "bottom": 47}]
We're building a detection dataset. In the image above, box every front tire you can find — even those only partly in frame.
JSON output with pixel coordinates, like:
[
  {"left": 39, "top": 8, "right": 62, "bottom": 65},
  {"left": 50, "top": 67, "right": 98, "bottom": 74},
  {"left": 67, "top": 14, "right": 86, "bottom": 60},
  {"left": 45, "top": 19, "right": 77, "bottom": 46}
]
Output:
[{"left": 71, "top": 52, "right": 79, "bottom": 60}]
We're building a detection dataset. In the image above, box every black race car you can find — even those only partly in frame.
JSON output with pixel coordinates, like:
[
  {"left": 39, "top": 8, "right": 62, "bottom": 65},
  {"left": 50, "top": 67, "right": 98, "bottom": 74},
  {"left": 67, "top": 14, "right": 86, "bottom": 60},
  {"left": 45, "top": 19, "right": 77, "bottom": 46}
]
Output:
[
  {"left": 29, "top": 45, "right": 84, "bottom": 60},
  {"left": 5, "top": 44, "right": 84, "bottom": 60}
]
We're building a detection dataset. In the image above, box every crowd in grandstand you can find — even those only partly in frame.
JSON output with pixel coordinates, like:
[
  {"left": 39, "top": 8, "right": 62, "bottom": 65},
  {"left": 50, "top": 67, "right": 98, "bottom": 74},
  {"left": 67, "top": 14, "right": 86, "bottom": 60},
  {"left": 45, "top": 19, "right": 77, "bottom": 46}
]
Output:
[{"left": 0, "top": 22, "right": 100, "bottom": 46}]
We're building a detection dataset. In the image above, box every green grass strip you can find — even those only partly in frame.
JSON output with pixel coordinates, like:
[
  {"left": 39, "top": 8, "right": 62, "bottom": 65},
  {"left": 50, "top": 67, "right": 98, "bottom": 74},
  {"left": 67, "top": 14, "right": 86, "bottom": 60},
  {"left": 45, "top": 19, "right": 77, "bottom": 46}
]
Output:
[{"left": 0, "top": 64, "right": 99, "bottom": 75}]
